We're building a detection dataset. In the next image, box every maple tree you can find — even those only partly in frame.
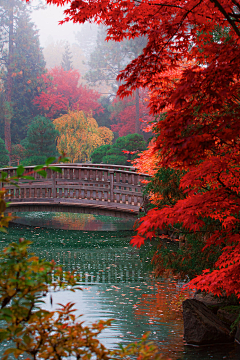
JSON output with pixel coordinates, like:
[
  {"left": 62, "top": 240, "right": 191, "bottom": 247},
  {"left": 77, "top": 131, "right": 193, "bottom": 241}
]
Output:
[
  {"left": 111, "top": 88, "right": 153, "bottom": 137},
  {"left": 34, "top": 67, "right": 103, "bottom": 119},
  {"left": 53, "top": 110, "right": 114, "bottom": 162},
  {"left": 33, "top": 0, "right": 240, "bottom": 297}
]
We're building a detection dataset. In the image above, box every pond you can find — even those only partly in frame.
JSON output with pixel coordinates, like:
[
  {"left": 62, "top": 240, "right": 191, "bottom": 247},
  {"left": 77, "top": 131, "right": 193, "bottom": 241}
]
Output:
[{"left": 0, "top": 212, "right": 239, "bottom": 359}]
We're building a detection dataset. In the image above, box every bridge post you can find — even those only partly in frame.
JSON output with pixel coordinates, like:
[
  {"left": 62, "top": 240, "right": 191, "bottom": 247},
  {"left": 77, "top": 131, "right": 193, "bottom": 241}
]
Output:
[
  {"left": 109, "top": 170, "right": 114, "bottom": 202},
  {"left": 52, "top": 172, "right": 56, "bottom": 198}
]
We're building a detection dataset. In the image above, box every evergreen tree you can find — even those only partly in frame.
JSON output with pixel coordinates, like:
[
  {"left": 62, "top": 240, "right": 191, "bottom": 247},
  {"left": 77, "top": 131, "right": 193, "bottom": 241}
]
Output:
[
  {"left": 74, "top": 22, "right": 98, "bottom": 61},
  {"left": 61, "top": 42, "right": 73, "bottom": 71},
  {"left": 11, "top": 9, "right": 46, "bottom": 143},
  {"left": 91, "top": 133, "right": 146, "bottom": 165},
  {"left": 0, "top": 1, "right": 46, "bottom": 156},
  {"left": 21, "top": 116, "right": 59, "bottom": 166},
  {"left": 0, "top": 137, "right": 9, "bottom": 167}
]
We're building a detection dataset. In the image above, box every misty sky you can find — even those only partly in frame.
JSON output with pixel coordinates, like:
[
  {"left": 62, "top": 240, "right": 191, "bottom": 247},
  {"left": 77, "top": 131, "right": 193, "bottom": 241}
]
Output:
[{"left": 30, "top": 1, "right": 82, "bottom": 46}]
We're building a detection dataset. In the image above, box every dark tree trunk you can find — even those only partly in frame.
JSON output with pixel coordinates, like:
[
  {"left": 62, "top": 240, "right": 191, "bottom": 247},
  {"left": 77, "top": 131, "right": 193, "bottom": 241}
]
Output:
[
  {"left": 5, "top": 0, "right": 13, "bottom": 165},
  {"left": 135, "top": 88, "right": 140, "bottom": 133}
]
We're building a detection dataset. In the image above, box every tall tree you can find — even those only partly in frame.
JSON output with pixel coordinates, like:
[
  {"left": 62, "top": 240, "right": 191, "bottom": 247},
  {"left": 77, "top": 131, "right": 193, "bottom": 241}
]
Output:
[
  {"left": 74, "top": 22, "right": 98, "bottom": 62},
  {"left": 61, "top": 42, "right": 73, "bottom": 71},
  {"left": 11, "top": 9, "right": 46, "bottom": 143},
  {"left": 0, "top": 0, "right": 45, "bottom": 161},
  {"left": 85, "top": 26, "right": 127, "bottom": 96}
]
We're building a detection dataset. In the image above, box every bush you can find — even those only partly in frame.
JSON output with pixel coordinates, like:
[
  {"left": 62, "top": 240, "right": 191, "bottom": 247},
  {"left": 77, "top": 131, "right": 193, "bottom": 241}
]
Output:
[
  {"left": 91, "top": 133, "right": 147, "bottom": 165},
  {"left": 91, "top": 144, "right": 111, "bottom": 163}
]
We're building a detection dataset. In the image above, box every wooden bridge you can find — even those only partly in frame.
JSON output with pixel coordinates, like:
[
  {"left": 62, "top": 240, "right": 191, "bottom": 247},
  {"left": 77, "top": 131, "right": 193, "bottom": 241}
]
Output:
[{"left": 1, "top": 164, "right": 150, "bottom": 218}]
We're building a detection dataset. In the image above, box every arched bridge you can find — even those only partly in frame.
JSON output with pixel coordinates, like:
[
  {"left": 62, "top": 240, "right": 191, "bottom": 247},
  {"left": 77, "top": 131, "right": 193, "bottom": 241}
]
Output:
[{"left": 1, "top": 164, "right": 150, "bottom": 218}]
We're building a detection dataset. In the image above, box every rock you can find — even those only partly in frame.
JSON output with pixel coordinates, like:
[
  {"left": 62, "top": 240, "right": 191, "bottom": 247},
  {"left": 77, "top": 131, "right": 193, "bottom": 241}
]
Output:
[
  {"left": 194, "top": 292, "right": 226, "bottom": 311},
  {"left": 235, "top": 322, "right": 240, "bottom": 344},
  {"left": 217, "top": 308, "right": 239, "bottom": 327},
  {"left": 183, "top": 299, "right": 234, "bottom": 345}
]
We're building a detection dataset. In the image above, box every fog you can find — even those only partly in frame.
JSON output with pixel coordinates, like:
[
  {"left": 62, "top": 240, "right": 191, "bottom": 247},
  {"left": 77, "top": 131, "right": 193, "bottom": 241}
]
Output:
[{"left": 30, "top": 1, "right": 83, "bottom": 46}]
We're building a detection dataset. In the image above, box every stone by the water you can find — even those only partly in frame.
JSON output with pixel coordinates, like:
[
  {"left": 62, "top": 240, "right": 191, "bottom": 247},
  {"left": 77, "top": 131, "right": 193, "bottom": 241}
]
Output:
[{"left": 183, "top": 299, "right": 234, "bottom": 345}]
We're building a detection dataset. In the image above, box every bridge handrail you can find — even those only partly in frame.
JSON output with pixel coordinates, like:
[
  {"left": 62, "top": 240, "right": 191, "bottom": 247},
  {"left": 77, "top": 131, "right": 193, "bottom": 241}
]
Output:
[
  {"left": 0, "top": 163, "right": 151, "bottom": 178},
  {"left": 0, "top": 163, "right": 150, "bottom": 214}
]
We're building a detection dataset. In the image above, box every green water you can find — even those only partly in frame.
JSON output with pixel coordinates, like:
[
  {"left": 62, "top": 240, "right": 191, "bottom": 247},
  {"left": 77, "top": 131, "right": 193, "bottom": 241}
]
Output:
[{"left": 0, "top": 212, "right": 239, "bottom": 359}]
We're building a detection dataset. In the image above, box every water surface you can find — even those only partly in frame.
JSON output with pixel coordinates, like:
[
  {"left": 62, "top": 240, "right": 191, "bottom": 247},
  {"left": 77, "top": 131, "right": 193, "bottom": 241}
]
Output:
[{"left": 0, "top": 212, "right": 239, "bottom": 359}]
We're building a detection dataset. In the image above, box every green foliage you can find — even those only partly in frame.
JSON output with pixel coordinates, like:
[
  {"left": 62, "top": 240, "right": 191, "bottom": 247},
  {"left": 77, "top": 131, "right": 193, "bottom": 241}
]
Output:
[
  {"left": 94, "top": 96, "right": 117, "bottom": 130},
  {"left": 0, "top": 138, "right": 9, "bottom": 167},
  {"left": 152, "top": 233, "right": 221, "bottom": 280},
  {"left": 145, "top": 167, "right": 185, "bottom": 210},
  {"left": 92, "top": 133, "right": 147, "bottom": 165},
  {"left": 91, "top": 144, "right": 111, "bottom": 163},
  {"left": 21, "top": 155, "right": 49, "bottom": 166},
  {"left": 21, "top": 116, "right": 59, "bottom": 165},
  {"left": 0, "top": 6, "right": 46, "bottom": 143}
]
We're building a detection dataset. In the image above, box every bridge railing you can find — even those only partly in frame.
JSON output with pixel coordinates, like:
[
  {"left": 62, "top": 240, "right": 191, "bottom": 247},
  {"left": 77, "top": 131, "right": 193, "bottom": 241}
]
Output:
[{"left": 0, "top": 164, "right": 150, "bottom": 210}]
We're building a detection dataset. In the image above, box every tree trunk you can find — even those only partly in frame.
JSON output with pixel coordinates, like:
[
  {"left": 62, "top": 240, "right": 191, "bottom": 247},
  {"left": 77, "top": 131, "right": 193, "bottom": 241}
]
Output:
[
  {"left": 135, "top": 88, "right": 140, "bottom": 133},
  {"left": 5, "top": 0, "right": 14, "bottom": 165}
]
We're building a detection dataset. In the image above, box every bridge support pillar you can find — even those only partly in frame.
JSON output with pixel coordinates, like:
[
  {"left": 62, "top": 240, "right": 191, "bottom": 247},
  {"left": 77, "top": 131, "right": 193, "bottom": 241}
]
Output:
[
  {"left": 110, "top": 170, "right": 114, "bottom": 202},
  {"left": 52, "top": 173, "right": 56, "bottom": 198}
]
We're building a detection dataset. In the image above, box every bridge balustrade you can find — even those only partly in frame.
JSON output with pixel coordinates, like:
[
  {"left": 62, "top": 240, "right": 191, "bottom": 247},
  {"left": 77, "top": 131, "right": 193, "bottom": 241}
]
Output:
[{"left": 0, "top": 164, "right": 150, "bottom": 214}]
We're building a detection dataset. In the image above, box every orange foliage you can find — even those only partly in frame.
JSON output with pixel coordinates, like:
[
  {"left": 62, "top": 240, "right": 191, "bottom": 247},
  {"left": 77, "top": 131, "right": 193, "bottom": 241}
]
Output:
[{"left": 53, "top": 110, "right": 114, "bottom": 162}]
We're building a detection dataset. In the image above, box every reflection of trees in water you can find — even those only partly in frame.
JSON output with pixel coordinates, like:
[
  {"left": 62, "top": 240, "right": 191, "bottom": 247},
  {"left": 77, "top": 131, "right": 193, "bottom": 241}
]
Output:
[
  {"left": 134, "top": 281, "right": 187, "bottom": 321},
  {"left": 13, "top": 212, "right": 135, "bottom": 231},
  {"left": 52, "top": 212, "right": 101, "bottom": 231}
]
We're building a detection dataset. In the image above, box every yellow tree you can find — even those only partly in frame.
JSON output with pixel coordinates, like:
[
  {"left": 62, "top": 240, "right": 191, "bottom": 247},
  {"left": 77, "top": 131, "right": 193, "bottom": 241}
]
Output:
[{"left": 53, "top": 110, "right": 114, "bottom": 162}]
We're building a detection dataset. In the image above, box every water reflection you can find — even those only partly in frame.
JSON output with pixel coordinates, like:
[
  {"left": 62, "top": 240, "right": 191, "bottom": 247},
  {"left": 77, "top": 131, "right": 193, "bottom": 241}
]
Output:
[
  {"left": 0, "top": 216, "right": 239, "bottom": 359},
  {"left": 12, "top": 211, "right": 135, "bottom": 231}
]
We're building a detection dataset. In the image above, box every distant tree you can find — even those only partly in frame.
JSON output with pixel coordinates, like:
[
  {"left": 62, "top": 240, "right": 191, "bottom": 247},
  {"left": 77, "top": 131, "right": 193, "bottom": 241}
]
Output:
[
  {"left": 21, "top": 116, "right": 59, "bottom": 166},
  {"left": 85, "top": 27, "right": 147, "bottom": 131},
  {"left": 85, "top": 26, "right": 127, "bottom": 96},
  {"left": 10, "top": 10, "right": 46, "bottom": 143},
  {"left": 43, "top": 41, "right": 87, "bottom": 76},
  {"left": 53, "top": 110, "right": 114, "bottom": 162},
  {"left": 61, "top": 42, "right": 73, "bottom": 71},
  {"left": 91, "top": 133, "right": 146, "bottom": 165},
  {"left": 0, "top": 138, "right": 9, "bottom": 167},
  {"left": 74, "top": 22, "right": 98, "bottom": 61},
  {"left": 0, "top": 1, "right": 46, "bottom": 160},
  {"left": 34, "top": 67, "right": 103, "bottom": 119}
]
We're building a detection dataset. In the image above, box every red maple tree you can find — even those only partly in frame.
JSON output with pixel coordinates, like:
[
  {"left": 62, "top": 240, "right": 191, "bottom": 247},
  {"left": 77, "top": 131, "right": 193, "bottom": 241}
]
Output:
[
  {"left": 110, "top": 89, "right": 153, "bottom": 136},
  {"left": 40, "top": 0, "right": 240, "bottom": 298},
  {"left": 34, "top": 67, "right": 103, "bottom": 118}
]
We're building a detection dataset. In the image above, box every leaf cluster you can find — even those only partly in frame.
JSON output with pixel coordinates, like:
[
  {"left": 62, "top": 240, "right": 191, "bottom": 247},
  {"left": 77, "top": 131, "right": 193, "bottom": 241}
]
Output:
[{"left": 91, "top": 133, "right": 147, "bottom": 165}]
